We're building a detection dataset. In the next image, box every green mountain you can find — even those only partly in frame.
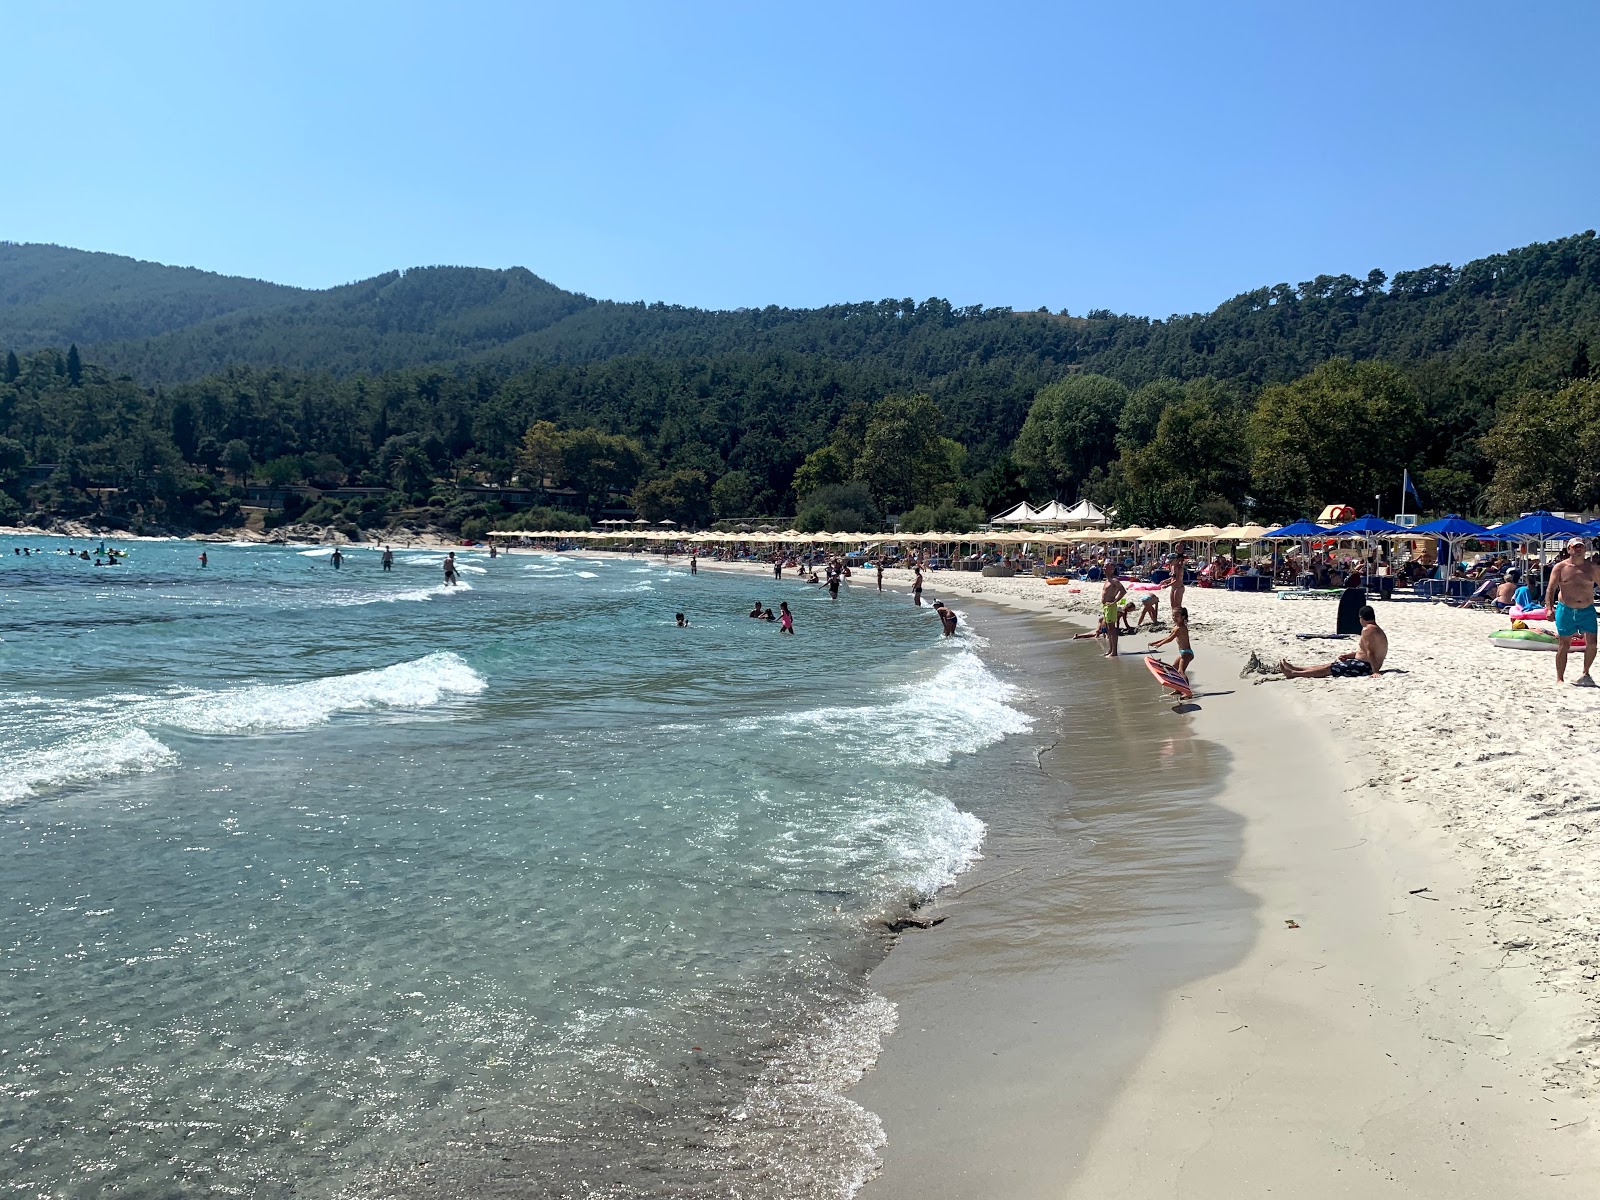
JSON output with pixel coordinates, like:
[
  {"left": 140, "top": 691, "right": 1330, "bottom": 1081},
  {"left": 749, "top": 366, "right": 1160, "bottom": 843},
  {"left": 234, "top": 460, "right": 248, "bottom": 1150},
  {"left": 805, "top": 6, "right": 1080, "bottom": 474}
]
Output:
[
  {"left": 0, "top": 242, "right": 301, "bottom": 348},
  {"left": 3, "top": 231, "right": 1599, "bottom": 536}
]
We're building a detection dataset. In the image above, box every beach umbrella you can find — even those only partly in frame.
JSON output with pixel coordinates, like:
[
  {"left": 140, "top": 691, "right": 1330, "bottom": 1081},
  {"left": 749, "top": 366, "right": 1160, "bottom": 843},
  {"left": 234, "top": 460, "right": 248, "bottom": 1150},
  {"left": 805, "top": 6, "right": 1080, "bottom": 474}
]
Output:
[
  {"left": 1480, "top": 511, "right": 1596, "bottom": 595},
  {"left": 1264, "top": 520, "right": 1332, "bottom": 581},
  {"left": 1481, "top": 510, "right": 1594, "bottom": 542},
  {"left": 1324, "top": 515, "right": 1406, "bottom": 537},
  {"left": 1411, "top": 514, "right": 1492, "bottom": 580},
  {"left": 1323, "top": 514, "right": 1407, "bottom": 577},
  {"left": 1138, "top": 527, "right": 1183, "bottom": 543},
  {"left": 1262, "top": 520, "right": 1330, "bottom": 539}
]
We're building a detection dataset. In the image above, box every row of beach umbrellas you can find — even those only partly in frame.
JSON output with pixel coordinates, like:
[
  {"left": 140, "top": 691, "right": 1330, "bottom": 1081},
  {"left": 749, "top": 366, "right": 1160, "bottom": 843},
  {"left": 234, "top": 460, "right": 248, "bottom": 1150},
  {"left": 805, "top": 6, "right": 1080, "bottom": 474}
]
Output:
[{"left": 489, "top": 512, "right": 1597, "bottom": 556}]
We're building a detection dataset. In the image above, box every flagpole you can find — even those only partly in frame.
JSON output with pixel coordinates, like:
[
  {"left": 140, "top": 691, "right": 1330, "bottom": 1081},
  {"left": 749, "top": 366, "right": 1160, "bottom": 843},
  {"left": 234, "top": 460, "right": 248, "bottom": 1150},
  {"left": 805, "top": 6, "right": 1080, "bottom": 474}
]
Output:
[{"left": 1400, "top": 470, "right": 1408, "bottom": 523}]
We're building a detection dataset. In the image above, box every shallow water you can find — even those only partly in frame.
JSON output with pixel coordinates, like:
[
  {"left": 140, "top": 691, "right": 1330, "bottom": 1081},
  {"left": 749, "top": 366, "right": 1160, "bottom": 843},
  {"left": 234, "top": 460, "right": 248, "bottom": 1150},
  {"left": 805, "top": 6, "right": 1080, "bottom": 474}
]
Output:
[{"left": 0, "top": 540, "right": 1033, "bottom": 1198}]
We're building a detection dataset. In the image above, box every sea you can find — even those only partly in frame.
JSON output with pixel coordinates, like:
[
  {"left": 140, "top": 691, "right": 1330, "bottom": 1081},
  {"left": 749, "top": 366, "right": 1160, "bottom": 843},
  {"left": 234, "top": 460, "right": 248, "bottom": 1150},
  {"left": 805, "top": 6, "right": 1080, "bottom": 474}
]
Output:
[{"left": 0, "top": 536, "right": 1039, "bottom": 1199}]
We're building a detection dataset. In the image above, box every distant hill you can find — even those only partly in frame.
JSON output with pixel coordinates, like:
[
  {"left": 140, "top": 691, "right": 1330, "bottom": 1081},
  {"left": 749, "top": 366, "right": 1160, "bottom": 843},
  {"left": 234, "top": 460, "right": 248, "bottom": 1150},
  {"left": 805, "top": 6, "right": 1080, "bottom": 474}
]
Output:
[
  {"left": 8, "top": 235, "right": 1600, "bottom": 405},
  {"left": 0, "top": 243, "right": 302, "bottom": 349},
  {"left": 91, "top": 265, "right": 596, "bottom": 379}
]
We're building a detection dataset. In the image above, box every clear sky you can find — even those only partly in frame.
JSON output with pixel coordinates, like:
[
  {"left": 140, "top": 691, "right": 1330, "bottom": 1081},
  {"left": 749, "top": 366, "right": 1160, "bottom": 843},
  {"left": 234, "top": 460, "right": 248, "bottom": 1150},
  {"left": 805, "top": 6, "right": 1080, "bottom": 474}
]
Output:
[{"left": 5, "top": 1, "right": 1597, "bottom": 316}]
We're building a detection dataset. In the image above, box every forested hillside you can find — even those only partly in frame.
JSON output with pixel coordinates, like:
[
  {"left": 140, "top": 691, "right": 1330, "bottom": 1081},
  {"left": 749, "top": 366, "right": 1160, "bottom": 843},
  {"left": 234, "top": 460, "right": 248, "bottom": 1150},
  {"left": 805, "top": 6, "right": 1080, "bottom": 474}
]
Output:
[
  {"left": 0, "top": 243, "right": 301, "bottom": 349},
  {"left": 2, "top": 231, "right": 1598, "bottom": 537}
]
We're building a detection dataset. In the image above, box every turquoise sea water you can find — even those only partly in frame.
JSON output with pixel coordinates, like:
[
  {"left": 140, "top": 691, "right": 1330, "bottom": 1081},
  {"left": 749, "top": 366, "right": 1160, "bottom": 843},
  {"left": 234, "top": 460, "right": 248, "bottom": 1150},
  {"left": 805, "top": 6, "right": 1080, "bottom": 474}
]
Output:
[{"left": 0, "top": 537, "right": 1034, "bottom": 1198}]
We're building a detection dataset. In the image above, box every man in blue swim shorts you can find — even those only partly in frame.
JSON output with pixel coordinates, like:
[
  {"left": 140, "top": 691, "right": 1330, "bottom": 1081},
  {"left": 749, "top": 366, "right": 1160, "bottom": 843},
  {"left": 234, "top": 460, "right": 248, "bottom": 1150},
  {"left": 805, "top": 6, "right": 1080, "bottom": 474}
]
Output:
[{"left": 1547, "top": 538, "right": 1600, "bottom": 686}]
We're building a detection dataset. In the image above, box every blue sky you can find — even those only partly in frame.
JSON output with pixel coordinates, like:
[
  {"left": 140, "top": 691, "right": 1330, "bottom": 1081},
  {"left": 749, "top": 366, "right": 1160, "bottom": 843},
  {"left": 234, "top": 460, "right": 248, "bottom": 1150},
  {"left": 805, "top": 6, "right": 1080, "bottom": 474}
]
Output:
[{"left": 5, "top": 1, "right": 1597, "bottom": 316}]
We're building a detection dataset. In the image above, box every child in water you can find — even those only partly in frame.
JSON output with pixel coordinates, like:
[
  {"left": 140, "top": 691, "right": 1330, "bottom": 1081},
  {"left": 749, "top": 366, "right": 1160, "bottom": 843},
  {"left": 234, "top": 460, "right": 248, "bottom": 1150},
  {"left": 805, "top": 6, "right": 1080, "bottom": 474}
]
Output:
[{"left": 779, "top": 601, "right": 794, "bottom": 634}]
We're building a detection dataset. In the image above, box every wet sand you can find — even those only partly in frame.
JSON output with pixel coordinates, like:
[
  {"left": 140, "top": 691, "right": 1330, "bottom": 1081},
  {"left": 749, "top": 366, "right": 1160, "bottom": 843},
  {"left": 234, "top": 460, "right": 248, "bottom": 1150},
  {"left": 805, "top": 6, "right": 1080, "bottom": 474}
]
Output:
[
  {"left": 858, "top": 586, "right": 1600, "bottom": 1198},
  {"left": 851, "top": 604, "right": 1255, "bottom": 1195}
]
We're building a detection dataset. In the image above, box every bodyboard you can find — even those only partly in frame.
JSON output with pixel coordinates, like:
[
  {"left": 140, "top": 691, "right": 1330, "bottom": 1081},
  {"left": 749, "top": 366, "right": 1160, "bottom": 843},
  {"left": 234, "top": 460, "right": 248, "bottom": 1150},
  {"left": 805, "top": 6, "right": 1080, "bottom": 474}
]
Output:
[{"left": 1144, "top": 655, "right": 1193, "bottom": 698}]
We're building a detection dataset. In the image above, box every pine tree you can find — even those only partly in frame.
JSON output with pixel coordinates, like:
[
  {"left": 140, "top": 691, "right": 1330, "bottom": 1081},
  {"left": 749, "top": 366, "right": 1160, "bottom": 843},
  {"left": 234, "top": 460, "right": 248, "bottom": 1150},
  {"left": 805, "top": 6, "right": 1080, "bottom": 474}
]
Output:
[
  {"left": 3, "top": 350, "right": 17, "bottom": 382},
  {"left": 66, "top": 344, "right": 82, "bottom": 386}
]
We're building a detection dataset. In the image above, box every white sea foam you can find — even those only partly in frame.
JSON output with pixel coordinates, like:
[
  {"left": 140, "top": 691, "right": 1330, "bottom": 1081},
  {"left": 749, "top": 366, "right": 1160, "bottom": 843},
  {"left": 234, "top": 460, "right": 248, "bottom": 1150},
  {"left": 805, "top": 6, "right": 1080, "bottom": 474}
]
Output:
[
  {"left": 1, "top": 654, "right": 487, "bottom": 804},
  {"left": 326, "top": 579, "right": 473, "bottom": 605},
  {"left": 767, "top": 648, "right": 1031, "bottom": 765},
  {"left": 575, "top": 571, "right": 599, "bottom": 579},
  {"left": 157, "top": 652, "right": 487, "bottom": 735},
  {"left": 297, "top": 547, "right": 337, "bottom": 557},
  {"left": 2, "top": 729, "right": 177, "bottom": 806}
]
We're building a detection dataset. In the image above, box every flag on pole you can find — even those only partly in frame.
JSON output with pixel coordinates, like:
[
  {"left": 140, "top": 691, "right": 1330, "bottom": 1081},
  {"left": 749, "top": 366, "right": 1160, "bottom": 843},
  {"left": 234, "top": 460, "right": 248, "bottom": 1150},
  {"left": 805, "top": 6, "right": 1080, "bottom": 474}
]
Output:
[{"left": 1403, "top": 469, "right": 1421, "bottom": 507}]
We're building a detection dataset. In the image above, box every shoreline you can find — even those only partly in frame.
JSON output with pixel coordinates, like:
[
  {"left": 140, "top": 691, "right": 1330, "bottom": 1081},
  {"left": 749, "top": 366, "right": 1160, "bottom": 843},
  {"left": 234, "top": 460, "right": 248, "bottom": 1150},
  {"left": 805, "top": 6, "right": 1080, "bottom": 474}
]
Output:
[
  {"left": 626, "top": 551, "right": 1600, "bottom": 1193},
  {"left": 875, "top": 567, "right": 1600, "bottom": 1195}
]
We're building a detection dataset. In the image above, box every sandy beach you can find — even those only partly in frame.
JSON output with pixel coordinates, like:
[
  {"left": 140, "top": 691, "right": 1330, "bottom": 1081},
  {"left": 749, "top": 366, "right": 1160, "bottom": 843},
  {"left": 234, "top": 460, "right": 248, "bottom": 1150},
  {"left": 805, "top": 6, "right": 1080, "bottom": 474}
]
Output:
[{"left": 633, "top": 551, "right": 1600, "bottom": 1195}]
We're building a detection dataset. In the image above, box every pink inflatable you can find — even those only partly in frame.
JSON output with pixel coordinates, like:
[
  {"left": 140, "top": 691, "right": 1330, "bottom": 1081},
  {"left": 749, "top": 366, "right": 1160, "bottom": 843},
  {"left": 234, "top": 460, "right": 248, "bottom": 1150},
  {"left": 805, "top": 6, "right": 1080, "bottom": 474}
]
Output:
[{"left": 1509, "top": 606, "right": 1552, "bottom": 621}]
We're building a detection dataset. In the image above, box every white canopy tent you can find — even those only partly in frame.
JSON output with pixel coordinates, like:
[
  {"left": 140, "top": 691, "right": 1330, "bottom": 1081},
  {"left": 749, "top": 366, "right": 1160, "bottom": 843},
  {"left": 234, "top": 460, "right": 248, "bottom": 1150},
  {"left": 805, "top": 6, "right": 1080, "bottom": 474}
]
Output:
[{"left": 990, "top": 500, "right": 1041, "bottom": 524}]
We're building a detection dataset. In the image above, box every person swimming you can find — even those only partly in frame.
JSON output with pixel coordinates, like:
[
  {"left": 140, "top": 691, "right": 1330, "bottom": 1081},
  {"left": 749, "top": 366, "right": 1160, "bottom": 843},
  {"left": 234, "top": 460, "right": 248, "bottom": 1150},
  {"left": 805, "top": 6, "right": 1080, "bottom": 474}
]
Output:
[
  {"left": 749, "top": 601, "right": 766, "bottom": 618},
  {"left": 676, "top": 612, "right": 689, "bottom": 627}
]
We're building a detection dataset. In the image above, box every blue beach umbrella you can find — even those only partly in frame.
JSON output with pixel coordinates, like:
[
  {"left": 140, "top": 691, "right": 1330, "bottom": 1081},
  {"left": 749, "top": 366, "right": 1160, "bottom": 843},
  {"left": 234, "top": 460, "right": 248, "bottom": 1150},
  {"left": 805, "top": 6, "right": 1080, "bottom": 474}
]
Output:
[
  {"left": 1323, "top": 514, "right": 1405, "bottom": 578},
  {"left": 1412, "top": 514, "right": 1493, "bottom": 580},
  {"left": 1481, "top": 511, "right": 1596, "bottom": 598},
  {"left": 1263, "top": 520, "right": 1330, "bottom": 539},
  {"left": 1411, "top": 515, "right": 1492, "bottom": 539},
  {"left": 1263, "top": 520, "right": 1331, "bottom": 582},
  {"left": 1324, "top": 514, "right": 1406, "bottom": 537},
  {"left": 1481, "top": 510, "right": 1594, "bottom": 542}
]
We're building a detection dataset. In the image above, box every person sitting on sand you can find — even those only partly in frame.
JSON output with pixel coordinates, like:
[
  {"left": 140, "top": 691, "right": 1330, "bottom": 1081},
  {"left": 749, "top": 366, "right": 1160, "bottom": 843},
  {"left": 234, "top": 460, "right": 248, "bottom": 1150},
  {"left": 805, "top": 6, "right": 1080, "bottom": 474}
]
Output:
[
  {"left": 1492, "top": 569, "right": 1521, "bottom": 609},
  {"left": 1278, "top": 607, "right": 1387, "bottom": 679},
  {"left": 1149, "top": 606, "right": 1193, "bottom": 681}
]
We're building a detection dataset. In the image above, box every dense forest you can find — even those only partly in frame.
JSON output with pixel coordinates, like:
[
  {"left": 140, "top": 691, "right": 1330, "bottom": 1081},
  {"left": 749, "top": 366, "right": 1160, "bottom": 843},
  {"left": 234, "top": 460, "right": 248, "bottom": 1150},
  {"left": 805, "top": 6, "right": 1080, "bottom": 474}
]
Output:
[{"left": 2, "top": 232, "right": 1598, "bottom": 537}]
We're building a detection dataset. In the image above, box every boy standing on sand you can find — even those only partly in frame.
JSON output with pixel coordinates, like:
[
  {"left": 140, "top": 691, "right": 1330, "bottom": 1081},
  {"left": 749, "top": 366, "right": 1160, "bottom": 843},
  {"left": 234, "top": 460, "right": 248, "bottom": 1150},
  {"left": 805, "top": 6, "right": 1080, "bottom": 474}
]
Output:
[
  {"left": 1100, "top": 573, "right": 1127, "bottom": 658},
  {"left": 1548, "top": 538, "right": 1600, "bottom": 685}
]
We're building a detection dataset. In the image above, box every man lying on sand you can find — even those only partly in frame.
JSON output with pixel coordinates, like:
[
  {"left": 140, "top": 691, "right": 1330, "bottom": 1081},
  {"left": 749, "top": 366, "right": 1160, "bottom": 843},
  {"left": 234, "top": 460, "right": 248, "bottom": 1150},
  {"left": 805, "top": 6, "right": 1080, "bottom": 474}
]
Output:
[{"left": 1278, "top": 606, "right": 1387, "bottom": 678}]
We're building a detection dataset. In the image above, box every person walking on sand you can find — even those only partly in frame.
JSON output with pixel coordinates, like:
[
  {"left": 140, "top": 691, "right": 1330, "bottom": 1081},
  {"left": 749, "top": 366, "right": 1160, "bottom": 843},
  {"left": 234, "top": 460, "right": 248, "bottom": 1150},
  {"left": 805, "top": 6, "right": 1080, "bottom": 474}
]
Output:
[
  {"left": 1149, "top": 605, "right": 1193, "bottom": 683},
  {"left": 381, "top": 545, "right": 394, "bottom": 572},
  {"left": 779, "top": 601, "right": 794, "bottom": 634},
  {"left": 1278, "top": 607, "right": 1388, "bottom": 679},
  {"left": 1100, "top": 572, "right": 1127, "bottom": 658},
  {"left": 1548, "top": 538, "right": 1600, "bottom": 685},
  {"left": 443, "top": 552, "right": 459, "bottom": 587}
]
